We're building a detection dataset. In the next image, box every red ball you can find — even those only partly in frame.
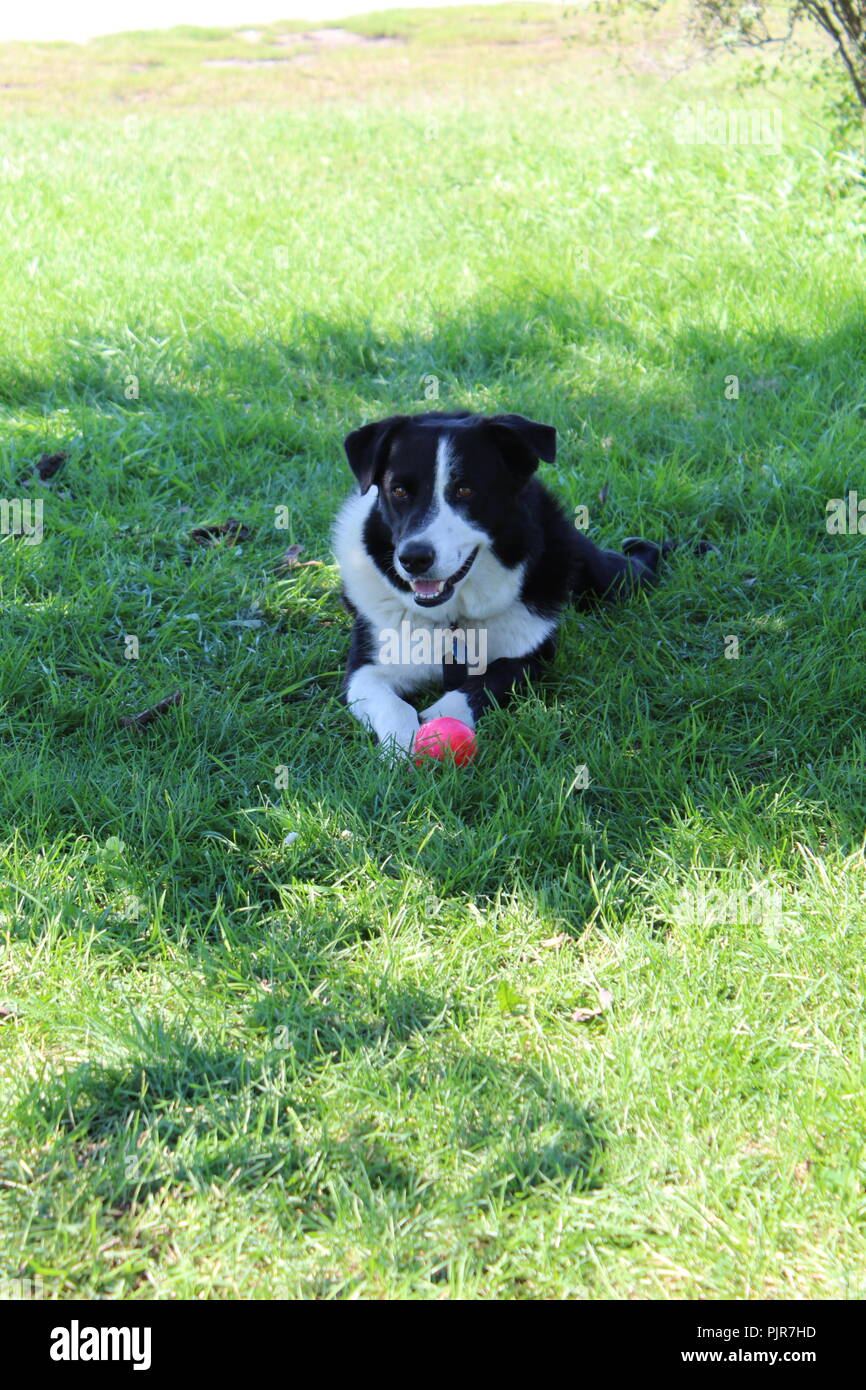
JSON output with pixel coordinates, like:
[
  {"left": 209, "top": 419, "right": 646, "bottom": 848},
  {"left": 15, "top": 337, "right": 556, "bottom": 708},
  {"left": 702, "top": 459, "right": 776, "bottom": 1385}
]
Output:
[{"left": 414, "top": 717, "right": 477, "bottom": 767}]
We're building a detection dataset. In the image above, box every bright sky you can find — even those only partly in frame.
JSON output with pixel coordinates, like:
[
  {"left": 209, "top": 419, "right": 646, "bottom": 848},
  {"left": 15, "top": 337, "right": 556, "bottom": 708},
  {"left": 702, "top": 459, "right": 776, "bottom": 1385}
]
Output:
[{"left": 0, "top": 0, "right": 522, "bottom": 44}]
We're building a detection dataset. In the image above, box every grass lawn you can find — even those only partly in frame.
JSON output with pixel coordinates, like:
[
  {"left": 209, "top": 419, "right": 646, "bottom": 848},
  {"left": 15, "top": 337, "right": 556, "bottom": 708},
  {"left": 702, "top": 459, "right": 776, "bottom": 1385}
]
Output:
[{"left": 1, "top": 1, "right": 865, "bottom": 1299}]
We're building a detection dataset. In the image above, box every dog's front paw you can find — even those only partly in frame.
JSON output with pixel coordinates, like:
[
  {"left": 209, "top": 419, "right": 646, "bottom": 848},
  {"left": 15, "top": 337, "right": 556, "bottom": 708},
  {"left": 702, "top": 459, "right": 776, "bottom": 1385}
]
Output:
[
  {"left": 420, "top": 691, "right": 475, "bottom": 728},
  {"left": 376, "top": 709, "right": 422, "bottom": 764}
]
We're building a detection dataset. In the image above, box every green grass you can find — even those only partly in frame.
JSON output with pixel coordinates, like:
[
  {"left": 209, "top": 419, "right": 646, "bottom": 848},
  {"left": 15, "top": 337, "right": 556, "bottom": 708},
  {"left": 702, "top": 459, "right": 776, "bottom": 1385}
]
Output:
[{"left": 1, "top": 2, "right": 865, "bottom": 1299}]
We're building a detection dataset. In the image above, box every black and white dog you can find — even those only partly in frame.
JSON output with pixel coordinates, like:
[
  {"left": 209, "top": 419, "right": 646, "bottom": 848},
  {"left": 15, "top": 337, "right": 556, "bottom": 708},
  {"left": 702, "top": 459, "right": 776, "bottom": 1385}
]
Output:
[{"left": 333, "top": 410, "right": 665, "bottom": 756}]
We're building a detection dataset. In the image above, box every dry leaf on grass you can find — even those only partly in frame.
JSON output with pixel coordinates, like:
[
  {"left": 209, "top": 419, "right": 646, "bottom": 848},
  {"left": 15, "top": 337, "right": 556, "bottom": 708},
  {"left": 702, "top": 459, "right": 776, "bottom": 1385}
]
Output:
[
  {"left": 275, "top": 543, "right": 304, "bottom": 570},
  {"left": 571, "top": 987, "right": 614, "bottom": 1023},
  {"left": 191, "top": 518, "right": 251, "bottom": 546},
  {"left": 540, "top": 933, "right": 572, "bottom": 950},
  {"left": 35, "top": 451, "right": 69, "bottom": 480},
  {"left": 120, "top": 690, "right": 182, "bottom": 729},
  {"left": 275, "top": 544, "right": 323, "bottom": 572}
]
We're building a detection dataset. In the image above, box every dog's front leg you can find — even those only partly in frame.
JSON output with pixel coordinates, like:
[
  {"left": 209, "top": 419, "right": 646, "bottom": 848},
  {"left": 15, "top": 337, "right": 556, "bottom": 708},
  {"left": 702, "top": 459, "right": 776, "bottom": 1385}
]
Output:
[{"left": 343, "top": 662, "right": 420, "bottom": 757}]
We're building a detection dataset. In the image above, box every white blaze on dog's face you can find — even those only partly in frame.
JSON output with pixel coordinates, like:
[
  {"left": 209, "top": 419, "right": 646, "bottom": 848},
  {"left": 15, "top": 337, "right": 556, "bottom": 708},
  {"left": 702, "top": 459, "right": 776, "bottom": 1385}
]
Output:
[
  {"left": 342, "top": 412, "right": 555, "bottom": 611},
  {"left": 391, "top": 436, "right": 490, "bottom": 606}
]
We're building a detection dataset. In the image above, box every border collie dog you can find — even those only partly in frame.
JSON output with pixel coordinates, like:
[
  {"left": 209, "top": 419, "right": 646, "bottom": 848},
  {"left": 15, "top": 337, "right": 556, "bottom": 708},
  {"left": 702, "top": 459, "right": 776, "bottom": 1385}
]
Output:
[{"left": 333, "top": 411, "right": 664, "bottom": 756}]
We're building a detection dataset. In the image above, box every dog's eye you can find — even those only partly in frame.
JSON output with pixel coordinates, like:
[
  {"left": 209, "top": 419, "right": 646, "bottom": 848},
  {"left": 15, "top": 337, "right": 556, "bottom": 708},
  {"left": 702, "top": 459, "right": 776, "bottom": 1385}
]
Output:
[
  {"left": 456, "top": 486, "right": 474, "bottom": 499},
  {"left": 391, "top": 485, "right": 409, "bottom": 500}
]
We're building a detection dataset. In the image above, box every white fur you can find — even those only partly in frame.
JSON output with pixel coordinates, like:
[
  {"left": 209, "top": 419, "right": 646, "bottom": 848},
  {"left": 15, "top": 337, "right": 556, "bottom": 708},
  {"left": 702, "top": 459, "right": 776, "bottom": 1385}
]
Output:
[
  {"left": 343, "top": 663, "right": 421, "bottom": 754},
  {"left": 420, "top": 690, "right": 475, "bottom": 727}
]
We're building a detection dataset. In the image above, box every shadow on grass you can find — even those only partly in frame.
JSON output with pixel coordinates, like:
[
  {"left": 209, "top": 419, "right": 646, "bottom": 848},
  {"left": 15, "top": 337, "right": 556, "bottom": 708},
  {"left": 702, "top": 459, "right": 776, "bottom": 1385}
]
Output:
[{"left": 14, "top": 1008, "right": 605, "bottom": 1222}]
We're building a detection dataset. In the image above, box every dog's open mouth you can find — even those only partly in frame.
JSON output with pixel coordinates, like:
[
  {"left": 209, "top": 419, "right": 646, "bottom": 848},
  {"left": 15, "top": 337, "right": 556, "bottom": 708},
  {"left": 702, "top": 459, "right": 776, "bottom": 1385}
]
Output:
[{"left": 411, "top": 549, "right": 478, "bottom": 607}]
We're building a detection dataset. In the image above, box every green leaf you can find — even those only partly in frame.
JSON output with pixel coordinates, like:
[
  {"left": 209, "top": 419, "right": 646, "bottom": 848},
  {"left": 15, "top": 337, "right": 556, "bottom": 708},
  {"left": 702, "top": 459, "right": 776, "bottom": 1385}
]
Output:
[{"left": 496, "top": 981, "right": 524, "bottom": 1015}]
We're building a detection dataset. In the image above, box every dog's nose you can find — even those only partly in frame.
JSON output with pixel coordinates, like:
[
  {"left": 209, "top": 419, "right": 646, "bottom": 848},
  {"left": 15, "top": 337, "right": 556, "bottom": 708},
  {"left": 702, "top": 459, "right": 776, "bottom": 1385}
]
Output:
[{"left": 398, "top": 541, "right": 435, "bottom": 575}]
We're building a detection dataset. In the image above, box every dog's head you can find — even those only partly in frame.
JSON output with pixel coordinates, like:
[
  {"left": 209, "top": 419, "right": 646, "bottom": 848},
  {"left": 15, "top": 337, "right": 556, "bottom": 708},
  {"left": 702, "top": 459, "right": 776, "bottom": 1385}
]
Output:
[{"left": 343, "top": 411, "right": 556, "bottom": 608}]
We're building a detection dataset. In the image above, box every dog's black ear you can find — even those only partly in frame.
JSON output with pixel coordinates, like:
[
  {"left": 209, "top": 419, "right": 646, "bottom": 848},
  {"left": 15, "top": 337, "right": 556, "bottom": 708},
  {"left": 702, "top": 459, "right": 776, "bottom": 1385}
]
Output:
[
  {"left": 486, "top": 413, "right": 557, "bottom": 481},
  {"left": 343, "top": 415, "right": 408, "bottom": 494}
]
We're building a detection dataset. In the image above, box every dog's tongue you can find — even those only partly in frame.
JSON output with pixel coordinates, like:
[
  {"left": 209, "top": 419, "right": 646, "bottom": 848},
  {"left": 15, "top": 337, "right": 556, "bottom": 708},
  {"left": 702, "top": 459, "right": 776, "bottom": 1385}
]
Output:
[{"left": 413, "top": 579, "right": 444, "bottom": 597}]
